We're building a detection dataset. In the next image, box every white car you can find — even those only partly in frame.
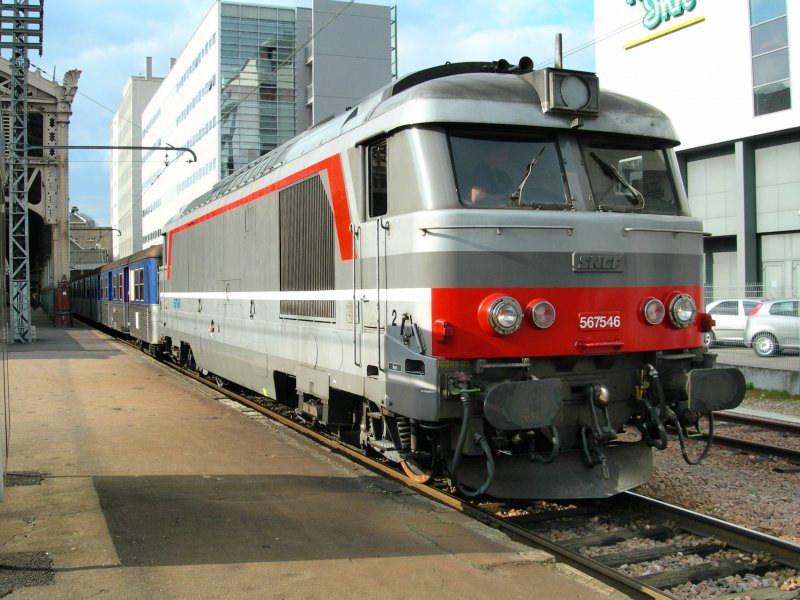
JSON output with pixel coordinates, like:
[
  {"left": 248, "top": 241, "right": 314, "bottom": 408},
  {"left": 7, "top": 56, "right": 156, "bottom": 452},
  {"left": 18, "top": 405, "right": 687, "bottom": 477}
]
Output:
[
  {"left": 705, "top": 298, "right": 762, "bottom": 346},
  {"left": 743, "top": 299, "right": 800, "bottom": 357}
]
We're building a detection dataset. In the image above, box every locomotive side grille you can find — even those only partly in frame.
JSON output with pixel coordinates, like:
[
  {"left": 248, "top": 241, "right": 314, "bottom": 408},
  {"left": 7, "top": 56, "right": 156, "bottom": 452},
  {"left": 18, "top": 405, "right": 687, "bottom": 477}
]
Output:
[{"left": 279, "top": 175, "right": 336, "bottom": 320}]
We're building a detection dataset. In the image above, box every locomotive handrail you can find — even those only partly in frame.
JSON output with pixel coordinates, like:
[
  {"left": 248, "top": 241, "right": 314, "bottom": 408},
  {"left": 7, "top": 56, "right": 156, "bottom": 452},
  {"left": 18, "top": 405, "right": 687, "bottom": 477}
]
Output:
[
  {"left": 622, "top": 227, "right": 710, "bottom": 238},
  {"left": 377, "top": 218, "right": 390, "bottom": 373},
  {"left": 420, "top": 225, "right": 574, "bottom": 236},
  {"left": 350, "top": 223, "right": 361, "bottom": 368}
]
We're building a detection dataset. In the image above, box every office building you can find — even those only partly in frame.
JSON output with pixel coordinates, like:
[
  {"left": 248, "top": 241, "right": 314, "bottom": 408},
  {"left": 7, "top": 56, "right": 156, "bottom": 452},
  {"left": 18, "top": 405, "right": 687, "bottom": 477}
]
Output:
[
  {"left": 110, "top": 57, "right": 164, "bottom": 258},
  {"left": 125, "top": 0, "right": 393, "bottom": 248},
  {"left": 595, "top": 0, "right": 800, "bottom": 298}
]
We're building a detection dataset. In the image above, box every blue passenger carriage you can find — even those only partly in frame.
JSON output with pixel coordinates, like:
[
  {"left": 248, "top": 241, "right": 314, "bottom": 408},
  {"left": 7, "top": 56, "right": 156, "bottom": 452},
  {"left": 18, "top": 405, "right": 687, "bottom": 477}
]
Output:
[
  {"left": 70, "top": 268, "right": 101, "bottom": 322},
  {"left": 127, "top": 246, "right": 163, "bottom": 344},
  {"left": 98, "top": 245, "right": 163, "bottom": 344}
]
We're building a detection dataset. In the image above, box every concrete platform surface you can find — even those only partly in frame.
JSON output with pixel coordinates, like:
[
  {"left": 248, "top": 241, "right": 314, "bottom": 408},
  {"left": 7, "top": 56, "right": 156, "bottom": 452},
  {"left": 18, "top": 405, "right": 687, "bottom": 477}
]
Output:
[{"left": 0, "top": 313, "right": 622, "bottom": 599}]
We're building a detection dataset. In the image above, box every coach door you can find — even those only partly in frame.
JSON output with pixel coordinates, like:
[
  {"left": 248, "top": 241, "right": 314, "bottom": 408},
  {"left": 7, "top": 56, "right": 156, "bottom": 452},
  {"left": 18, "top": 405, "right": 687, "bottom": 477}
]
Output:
[{"left": 355, "top": 139, "right": 389, "bottom": 375}]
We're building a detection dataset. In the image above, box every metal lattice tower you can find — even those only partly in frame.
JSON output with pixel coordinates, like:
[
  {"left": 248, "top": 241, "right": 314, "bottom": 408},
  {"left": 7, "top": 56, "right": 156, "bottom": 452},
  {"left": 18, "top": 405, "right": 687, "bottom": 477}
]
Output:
[{"left": 0, "top": 0, "right": 43, "bottom": 343}]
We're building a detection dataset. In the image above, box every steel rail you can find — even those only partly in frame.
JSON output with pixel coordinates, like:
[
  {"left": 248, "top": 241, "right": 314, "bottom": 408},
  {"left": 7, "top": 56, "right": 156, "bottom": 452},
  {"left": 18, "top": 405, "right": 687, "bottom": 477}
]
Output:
[
  {"left": 714, "top": 411, "right": 800, "bottom": 434},
  {"left": 623, "top": 492, "right": 800, "bottom": 570},
  {"left": 703, "top": 434, "right": 800, "bottom": 463},
  {"left": 705, "top": 411, "right": 800, "bottom": 462}
]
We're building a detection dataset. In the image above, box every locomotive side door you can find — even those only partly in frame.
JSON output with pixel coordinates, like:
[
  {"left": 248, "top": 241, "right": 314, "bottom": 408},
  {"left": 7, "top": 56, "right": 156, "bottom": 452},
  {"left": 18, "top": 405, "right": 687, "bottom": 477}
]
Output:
[{"left": 357, "top": 139, "right": 389, "bottom": 375}]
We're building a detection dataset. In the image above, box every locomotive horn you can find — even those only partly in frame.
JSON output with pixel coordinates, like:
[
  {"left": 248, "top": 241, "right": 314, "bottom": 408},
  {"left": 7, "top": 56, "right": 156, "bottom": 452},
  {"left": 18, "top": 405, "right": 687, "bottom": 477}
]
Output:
[
  {"left": 517, "top": 56, "right": 533, "bottom": 73},
  {"left": 494, "top": 58, "right": 511, "bottom": 72}
]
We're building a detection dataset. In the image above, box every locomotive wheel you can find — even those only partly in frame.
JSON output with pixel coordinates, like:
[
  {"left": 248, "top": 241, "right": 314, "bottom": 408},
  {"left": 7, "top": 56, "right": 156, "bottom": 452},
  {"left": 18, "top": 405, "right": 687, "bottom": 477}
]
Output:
[{"left": 752, "top": 333, "right": 778, "bottom": 357}]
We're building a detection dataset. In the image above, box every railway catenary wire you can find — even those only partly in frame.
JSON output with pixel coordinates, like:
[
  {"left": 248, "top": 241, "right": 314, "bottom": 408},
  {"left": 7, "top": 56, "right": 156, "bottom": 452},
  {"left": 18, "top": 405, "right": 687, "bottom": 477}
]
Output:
[{"left": 111, "top": 329, "right": 798, "bottom": 600}]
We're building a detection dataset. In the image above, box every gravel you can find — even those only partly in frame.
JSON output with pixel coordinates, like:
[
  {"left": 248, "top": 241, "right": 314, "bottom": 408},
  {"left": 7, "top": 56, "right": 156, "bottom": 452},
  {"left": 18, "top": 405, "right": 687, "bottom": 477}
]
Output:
[
  {"left": 631, "top": 399, "right": 800, "bottom": 598},
  {"left": 636, "top": 403, "right": 800, "bottom": 545}
]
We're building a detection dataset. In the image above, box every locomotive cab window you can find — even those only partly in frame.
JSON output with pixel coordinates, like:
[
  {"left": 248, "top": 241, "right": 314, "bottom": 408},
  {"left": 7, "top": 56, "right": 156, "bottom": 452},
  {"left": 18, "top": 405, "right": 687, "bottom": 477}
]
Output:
[
  {"left": 581, "top": 137, "right": 680, "bottom": 215},
  {"left": 449, "top": 133, "right": 567, "bottom": 208},
  {"left": 368, "top": 139, "right": 388, "bottom": 217}
]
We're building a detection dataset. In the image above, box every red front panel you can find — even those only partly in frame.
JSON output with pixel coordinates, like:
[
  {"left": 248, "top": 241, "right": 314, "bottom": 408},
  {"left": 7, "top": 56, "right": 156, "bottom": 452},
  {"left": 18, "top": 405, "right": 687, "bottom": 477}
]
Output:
[{"left": 431, "top": 286, "right": 704, "bottom": 359}]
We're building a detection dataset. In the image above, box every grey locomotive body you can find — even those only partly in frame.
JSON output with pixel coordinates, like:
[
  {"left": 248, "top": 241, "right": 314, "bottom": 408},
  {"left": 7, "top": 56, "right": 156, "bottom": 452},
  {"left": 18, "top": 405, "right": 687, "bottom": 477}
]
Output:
[{"left": 158, "top": 59, "right": 744, "bottom": 498}]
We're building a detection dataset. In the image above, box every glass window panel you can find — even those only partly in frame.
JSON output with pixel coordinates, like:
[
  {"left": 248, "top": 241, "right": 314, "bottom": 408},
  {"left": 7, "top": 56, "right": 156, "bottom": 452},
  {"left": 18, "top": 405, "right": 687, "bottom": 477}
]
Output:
[
  {"left": 220, "top": 4, "right": 239, "bottom": 17},
  {"left": 754, "top": 80, "right": 791, "bottom": 115},
  {"left": 752, "top": 48, "right": 789, "bottom": 86},
  {"left": 580, "top": 137, "right": 679, "bottom": 215},
  {"left": 451, "top": 134, "right": 568, "bottom": 208},
  {"left": 750, "top": 0, "right": 785, "bottom": 25},
  {"left": 259, "top": 7, "right": 277, "bottom": 20},
  {"left": 751, "top": 17, "right": 787, "bottom": 55},
  {"left": 369, "top": 140, "right": 388, "bottom": 217}
]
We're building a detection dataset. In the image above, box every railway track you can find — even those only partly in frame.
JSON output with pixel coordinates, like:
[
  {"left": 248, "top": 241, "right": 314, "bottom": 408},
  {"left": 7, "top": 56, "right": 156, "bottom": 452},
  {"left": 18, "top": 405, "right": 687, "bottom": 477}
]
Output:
[
  {"left": 159, "top": 358, "right": 800, "bottom": 600},
  {"left": 494, "top": 493, "right": 800, "bottom": 599},
  {"left": 701, "top": 411, "right": 800, "bottom": 464}
]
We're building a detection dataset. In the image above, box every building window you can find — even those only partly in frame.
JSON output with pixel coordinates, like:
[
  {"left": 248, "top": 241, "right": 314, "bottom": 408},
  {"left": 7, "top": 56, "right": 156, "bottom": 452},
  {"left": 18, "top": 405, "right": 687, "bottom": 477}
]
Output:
[{"left": 750, "top": 0, "right": 791, "bottom": 115}]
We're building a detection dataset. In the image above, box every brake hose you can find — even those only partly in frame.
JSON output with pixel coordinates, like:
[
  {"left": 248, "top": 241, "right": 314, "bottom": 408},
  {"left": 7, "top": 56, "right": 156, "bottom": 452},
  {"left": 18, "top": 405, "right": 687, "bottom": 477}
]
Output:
[{"left": 450, "top": 393, "right": 495, "bottom": 498}]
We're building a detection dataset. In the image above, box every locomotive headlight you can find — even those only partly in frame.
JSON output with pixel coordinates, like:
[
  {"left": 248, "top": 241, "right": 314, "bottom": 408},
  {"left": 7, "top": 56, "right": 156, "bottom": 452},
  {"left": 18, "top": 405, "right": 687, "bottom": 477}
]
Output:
[
  {"left": 668, "top": 293, "right": 697, "bottom": 328},
  {"left": 527, "top": 299, "right": 556, "bottom": 329},
  {"left": 642, "top": 298, "right": 665, "bottom": 325},
  {"left": 480, "top": 295, "right": 523, "bottom": 335}
]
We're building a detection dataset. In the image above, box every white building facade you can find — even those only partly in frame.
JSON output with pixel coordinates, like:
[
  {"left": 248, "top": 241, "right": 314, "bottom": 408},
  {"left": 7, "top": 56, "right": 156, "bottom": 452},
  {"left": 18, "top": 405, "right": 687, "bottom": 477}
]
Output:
[
  {"left": 110, "top": 58, "right": 163, "bottom": 258},
  {"left": 595, "top": 0, "right": 800, "bottom": 299},
  {"left": 137, "top": 0, "right": 393, "bottom": 248}
]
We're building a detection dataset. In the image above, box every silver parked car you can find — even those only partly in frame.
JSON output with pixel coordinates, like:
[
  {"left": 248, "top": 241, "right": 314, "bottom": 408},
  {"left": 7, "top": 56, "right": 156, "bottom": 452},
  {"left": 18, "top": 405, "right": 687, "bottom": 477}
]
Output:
[
  {"left": 743, "top": 298, "right": 800, "bottom": 357},
  {"left": 705, "top": 298, "right": 762, "bottom": 346}
]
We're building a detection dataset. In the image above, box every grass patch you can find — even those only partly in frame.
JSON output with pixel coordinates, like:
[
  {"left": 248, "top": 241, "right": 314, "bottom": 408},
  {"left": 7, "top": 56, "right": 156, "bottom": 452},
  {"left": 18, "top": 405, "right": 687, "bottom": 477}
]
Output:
[{"left": 744, "top": 388, "right": 800, "bottom": 402}]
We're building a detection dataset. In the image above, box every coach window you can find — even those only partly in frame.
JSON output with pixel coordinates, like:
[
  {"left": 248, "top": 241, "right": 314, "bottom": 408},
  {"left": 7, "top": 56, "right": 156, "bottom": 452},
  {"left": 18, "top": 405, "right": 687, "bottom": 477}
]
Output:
[
  {"left": 368, "top": 139, "right": 388, "bottom": 217},
  {"left": 132, "top": 268, "right": 144, "bottom": 302}
]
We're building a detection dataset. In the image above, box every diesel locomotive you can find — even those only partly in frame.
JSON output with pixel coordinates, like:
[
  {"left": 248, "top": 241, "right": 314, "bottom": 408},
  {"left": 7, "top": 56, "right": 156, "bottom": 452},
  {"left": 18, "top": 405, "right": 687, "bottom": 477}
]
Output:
[{"left": 74, "top": 55, "right": 745, "bottom": 499}]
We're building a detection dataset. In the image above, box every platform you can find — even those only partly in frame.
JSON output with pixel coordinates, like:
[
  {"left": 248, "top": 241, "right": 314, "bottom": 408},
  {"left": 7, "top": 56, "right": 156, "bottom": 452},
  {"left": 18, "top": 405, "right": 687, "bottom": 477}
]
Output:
[{"left": 0, "top": 311, "right": 621, "bottom": 599}]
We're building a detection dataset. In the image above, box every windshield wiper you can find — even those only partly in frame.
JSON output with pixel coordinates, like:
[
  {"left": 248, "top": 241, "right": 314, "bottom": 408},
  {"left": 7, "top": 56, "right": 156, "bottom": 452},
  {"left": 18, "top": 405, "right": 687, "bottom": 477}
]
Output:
[
  {"left": 589, "top": 151, "right": 645, "bottom": 209},
  {"left": 510, "top": 146, "right": 546, "bottom": 205}
]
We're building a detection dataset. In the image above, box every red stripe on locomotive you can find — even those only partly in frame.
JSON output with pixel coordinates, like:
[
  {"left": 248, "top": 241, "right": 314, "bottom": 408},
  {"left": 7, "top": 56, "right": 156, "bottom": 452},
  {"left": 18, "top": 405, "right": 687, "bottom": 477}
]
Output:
[
  {"left": 166, "top": 155, "right": 353, "bottom": 280},
  {"left": 431, "top": 286, "right": 704, "bottom": 358}
]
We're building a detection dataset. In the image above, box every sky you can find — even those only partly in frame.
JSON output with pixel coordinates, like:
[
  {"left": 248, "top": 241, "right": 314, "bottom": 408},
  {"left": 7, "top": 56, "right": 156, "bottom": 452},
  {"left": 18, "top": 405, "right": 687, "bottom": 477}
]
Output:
[{"left": 16, "top": 0, "right": 596, "bottom": 226}]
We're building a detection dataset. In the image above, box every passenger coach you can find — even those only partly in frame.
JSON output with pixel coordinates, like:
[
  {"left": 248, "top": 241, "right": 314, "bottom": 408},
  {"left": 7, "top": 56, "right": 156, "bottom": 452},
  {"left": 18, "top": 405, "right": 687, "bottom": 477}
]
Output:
[{"left": 72, "top": 246, "right": 162, "bottom": 347}]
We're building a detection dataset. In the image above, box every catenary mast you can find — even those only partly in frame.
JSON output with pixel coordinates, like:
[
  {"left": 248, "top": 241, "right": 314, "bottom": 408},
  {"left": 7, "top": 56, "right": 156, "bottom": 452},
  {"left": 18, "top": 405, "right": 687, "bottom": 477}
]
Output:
[{"left": 0, "top": 0, "right": 44, "bottom": 342}]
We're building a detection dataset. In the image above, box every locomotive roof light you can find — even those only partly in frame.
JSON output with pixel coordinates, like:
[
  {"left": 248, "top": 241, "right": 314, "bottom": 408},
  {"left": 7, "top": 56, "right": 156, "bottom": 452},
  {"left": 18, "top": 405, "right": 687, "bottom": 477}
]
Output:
[
  {"left": 525, "top": 34, "right": 599, "bottom": 121},
  {"left": 668, "top": 293, "right": 697, "bottom": 329},
  {"left": 533, "top": 68, "right": 600, "bottom": 118},
  {"left": 643, "top": 298, "right": 665, "bottom": 325},
  {"left": 527, "top": 299, "right": 556, "bottom": 329},
  {"left": 480, "top": 295, "right": 523, "bottom": 335}
]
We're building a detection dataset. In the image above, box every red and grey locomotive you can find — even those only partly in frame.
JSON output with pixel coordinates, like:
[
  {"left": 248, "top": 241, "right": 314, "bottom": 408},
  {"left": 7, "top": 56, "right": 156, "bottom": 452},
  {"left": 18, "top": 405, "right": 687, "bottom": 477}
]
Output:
[{"left": 77, "top": 54, "right": 746, "bottom": 499}]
